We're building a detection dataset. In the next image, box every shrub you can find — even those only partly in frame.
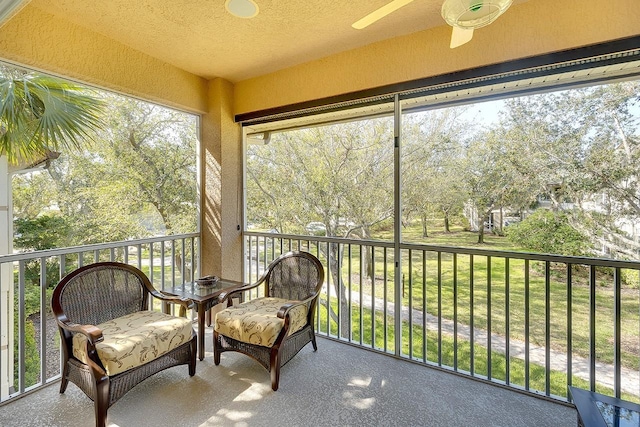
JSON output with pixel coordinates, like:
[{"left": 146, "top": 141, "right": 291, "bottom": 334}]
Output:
[
  {"left": 506, "top": 209, "right": 591, "bottom": 256},
  {"left": 13, "top": 317, "right": 39, "bottom": 390},
  {"left": 621, "top": 269, "right": 640, "bottom": 289}
]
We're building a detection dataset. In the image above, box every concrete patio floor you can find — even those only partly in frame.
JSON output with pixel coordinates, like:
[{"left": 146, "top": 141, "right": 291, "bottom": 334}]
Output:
[{"left": 0, "top": 333, "right": 577, "bottom": 426}]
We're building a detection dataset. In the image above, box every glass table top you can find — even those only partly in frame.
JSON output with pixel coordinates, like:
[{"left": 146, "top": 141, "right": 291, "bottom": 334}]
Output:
[
  {"left": 595, "top": 400, "right": 640, "bottom": 427},
  {"left": 165, "top": 279, "right": 243, "bottom": 299}
]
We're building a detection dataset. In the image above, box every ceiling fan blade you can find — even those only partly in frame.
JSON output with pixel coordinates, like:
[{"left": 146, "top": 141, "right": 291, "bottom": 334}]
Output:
[
  {"left": 352, "top": 0, "right": 416, "bottom": 30},
  {"left": 450, "top": 26, "right": 474, "bottom": 49}
]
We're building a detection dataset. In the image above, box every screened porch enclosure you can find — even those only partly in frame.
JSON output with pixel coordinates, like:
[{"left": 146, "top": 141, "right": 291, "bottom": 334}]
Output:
[
  {"left": 1, "top": 1, "right": 640, "bottom": 424},
  {"left": 242, "top": 53, "right": 640, "bottom": 406}
]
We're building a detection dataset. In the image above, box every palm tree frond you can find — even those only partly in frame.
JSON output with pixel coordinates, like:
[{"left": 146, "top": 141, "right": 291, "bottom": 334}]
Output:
[{"left": 0, "top": 73, "right": 105, "bottom": 164}]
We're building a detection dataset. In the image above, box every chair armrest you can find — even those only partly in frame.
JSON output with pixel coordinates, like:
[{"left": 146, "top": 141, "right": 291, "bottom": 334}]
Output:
[
  {"left": 277, "top": 293, "right": 318, "bottom": 319},
  {"left": 140, "top": 277, "right": 193, "bottom": 310},
  {"left": 56, "top": 314, "right": 104, "bottom": 345},
  {"left": 150, "top": 289, "right": 193, "bottom": 309},
  {"left": 218, "top": 279, "right": 264, "bottom": 306},
  {"left": 219, "top": 264, "right": 275, "bottom": 306}
]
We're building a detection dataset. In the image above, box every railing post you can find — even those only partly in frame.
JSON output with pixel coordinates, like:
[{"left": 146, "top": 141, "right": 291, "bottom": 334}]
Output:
[
  {"left": 39, "top": 258, "right": 47, "bottom": 386},
  {"left": 0, "top": 258, "right": 14, "bottom": 399},
  {"left": 384, "top": 246, "right": 389, "bottom": 353},
  {"left": 566, "top": 263, "right": 573, "bottom": 391},
  {"left": 348, "top": 244, "right": 353, "bottom": 342},
  {"left": 470, "top": 254, "right": 475, "bottom": 376},
  {"left": 614, "top": 267, "right": 621, "bottom": 398},
  {"left": 504, "top": 257, "right": 510, "bottom": 385},
  {"left": 359, "top": 246, "right": 364, "bottom": 346},
  {"left": 545, "top": 261, "right": 551, "bottom": 396},
  {"left": 336, "top": 242, "right": 342, "bottom": 341},
  {"left": 453, "top": 252, "right": 457, "bottom": 370},
  {"left": 408, "top": 249, "right": 413, "bottom": 358},
  {"left": 487, "top": 255, "right": 492, "bottom": 379},
  {"left": 18, "top": 261, "right": 25, "bottom": 393},
  {"left": 326, "top": 241, "right": 332, "bottom": 338},
  {"left": 589, "top": 265, "right": 596, "bottom": 392},
  {"left": 437, "top": 251, "right": 442, "bottom": 366},
  {"left": 371, "top": 246, "right": 376, "bottom": 350}
]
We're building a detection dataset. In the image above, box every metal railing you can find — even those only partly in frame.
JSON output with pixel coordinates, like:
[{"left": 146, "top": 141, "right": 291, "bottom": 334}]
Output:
[
  {"left": 244, "top": 231, "right": 640, "bottom": 403},
  {"left": 0, "top": 233, "right": 199, "bottom": 402},
  {"left": 3, "top": 230, "right": 638, "bottom": 405}
]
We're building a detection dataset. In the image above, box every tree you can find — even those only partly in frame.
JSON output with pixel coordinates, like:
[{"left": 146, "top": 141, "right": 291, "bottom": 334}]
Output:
[
  {"left": 248, "top": 119, "right": 394, "bottom": 239},
  {"left": 37, "top": 94, "right": 199, "bottom": 245},
  {"left": 247, "top": 117, "right": 395, "bottom": 337},
  {"left": 430, "top": 165, "right": 467, "bottom": 233},
  {"left": 571, "top": 82, "right": 640, "bottom": 258},
  {"left": 492, "top": 82, "right": 640, "bottom": 258},
  {"left": 401, "top": 109, "right": 469, "bottom": 237},
  {"left": 14, "top": 215, "right": 70, "bottom": 251},
  {"left": 0, "top": 66, "right": 104, "bottom": 164},
  {"left": 460, "top": 131, "right": 515, "bottom": 243},
  {"left": 461, "top": 114, "right": 548, "bottom": 242},
  {"left": 11, "top": 171, "right": 58, "bottom": 218},
  {"left": 2, "top": 65, "right": 107, "bottom": 253},
  {"left": 96, "top": 95, "right": 198, "bottom": 236},
  {"left": 14, "top": 215, "right": 70, "bottom": 285}
]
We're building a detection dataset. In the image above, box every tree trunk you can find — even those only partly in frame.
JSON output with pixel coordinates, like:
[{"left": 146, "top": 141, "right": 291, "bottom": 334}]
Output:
[
  {"left": 443, "top": 211, "right": 450, "bottom": 233},
  {"left": 477, "top": 224, "right": 485, "bottom": 244},
  {"left": 365, "top": 246, "right": 374, "bottom": 282},
  {"left": 361, "top": 227, "right": 374, "bottom": 284},
  {"left": 421, "top": 214, "right": 428, "bottom": 237},
  {"left": 174, "top": 253, "right": 191, "bottom": 281},
  {"left": 478, "top": 205, "right": 494, "bottom": 244},
  {"left": 323, "top": 242, "right": 351, "bottom": 338}
]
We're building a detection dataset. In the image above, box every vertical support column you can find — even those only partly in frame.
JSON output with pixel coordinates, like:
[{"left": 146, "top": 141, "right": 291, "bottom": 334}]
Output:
[
  {"left": 200, "top": 78, "right": 243, "bottom": 281},
  {"left": 393, "top": 94, "right": 402, "bottom": 356},
  {"left": 0, "top": 157, "right": 15, "bottom": 398}
]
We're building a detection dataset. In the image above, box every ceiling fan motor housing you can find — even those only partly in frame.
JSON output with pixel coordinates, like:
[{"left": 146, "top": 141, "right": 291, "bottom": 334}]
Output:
[{"left": 442, "top": 0, "right": 513, "bottom": 30}]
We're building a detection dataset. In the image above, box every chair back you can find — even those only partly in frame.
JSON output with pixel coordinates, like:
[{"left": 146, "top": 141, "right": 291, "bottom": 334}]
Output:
[
  {"left": 52, "top": 262, "right": 150, "bottom": 327},
  {"left": 265, "top": 251, "right": 324, "bottom": 300}
]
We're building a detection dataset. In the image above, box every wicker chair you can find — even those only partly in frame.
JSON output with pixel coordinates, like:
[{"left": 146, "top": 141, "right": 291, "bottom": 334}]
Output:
[
  {"left": 214, "top": 251, "right": 324, "bottom": 391},
  {"left": 51, "top": 262, "right": 197, "bottom": 427}
]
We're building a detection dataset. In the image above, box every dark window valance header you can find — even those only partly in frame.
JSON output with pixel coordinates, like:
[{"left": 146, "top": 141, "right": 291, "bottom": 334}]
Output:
[{"left": 236, "top": 35, "right": 640, "bottom": 127}]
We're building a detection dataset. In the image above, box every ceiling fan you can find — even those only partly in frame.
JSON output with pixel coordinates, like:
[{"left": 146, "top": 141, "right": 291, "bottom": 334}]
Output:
[{"left": 352, "top": 0, "right": 513, "bottom": 49}]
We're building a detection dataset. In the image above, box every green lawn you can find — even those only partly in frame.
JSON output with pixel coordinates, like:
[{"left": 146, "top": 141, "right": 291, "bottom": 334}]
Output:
[
  {"left": 400, "top": 251, "right": 640, "bottom": 371},
  {"left": 301, "top": 222, "right": 640, "bottom": 376},
  {"left": 377, "top": 222, "right": 521, "bottom": 251}
]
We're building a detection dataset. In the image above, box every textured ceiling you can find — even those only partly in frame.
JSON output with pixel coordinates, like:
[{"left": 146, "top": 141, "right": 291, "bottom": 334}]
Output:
[{"left": 28, "top": 0, "right": 529, "bottom": 83}]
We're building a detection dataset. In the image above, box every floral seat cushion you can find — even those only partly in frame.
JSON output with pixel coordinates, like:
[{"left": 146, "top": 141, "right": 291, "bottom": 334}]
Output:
[
  {"left": 215, "top": 297, "right": 308, "bottom": 347},
  {"left": 72, "top": 310, "right": 193, "bottom": 376}
]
